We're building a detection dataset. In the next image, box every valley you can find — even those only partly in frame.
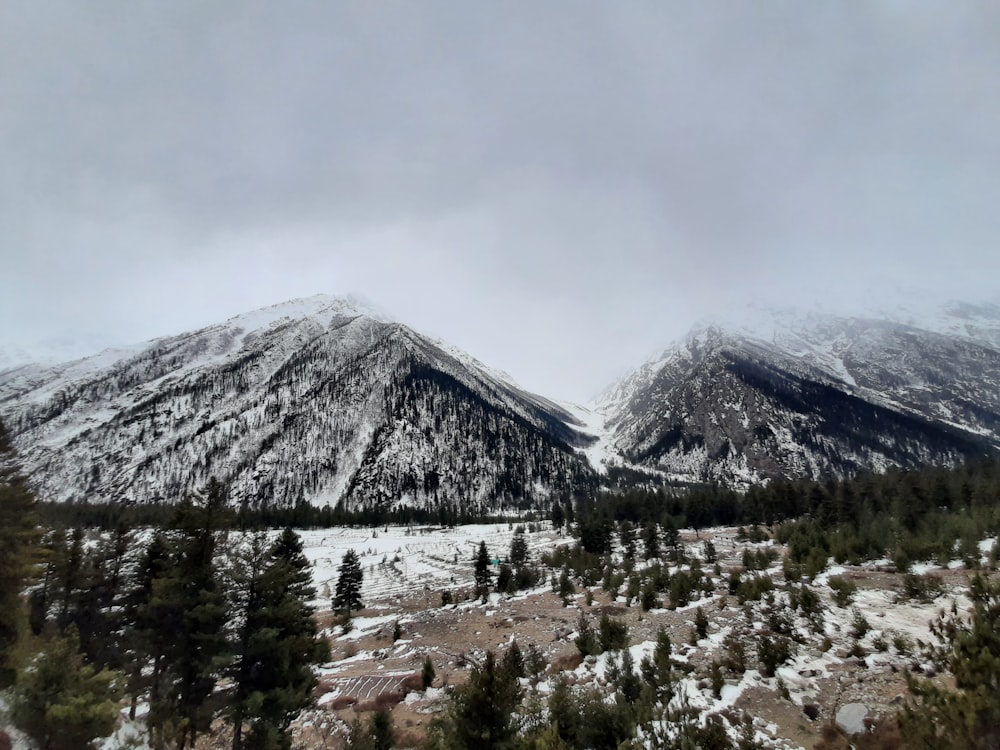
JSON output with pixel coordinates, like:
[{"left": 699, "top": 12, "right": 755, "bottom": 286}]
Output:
[{"left": 249, "top": 523, "right": 986, "bottom": 749}]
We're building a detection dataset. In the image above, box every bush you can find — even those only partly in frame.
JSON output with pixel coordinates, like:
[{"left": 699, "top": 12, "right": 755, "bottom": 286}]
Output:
[
  {"left": 575, "top": 614, "right": 600, "bottom": 657},
  {"left": 736, "top": 574, "right": 774, "bottom": 604},
  {"left": 757, "top": 633, "right": 792, "bottom": 677},
  {"left": 899, "top": 573, "right": 944, "bottom": 603},
  {"left": 828, "top": 575, "right": 857, "bottom": 607},
  {"left": 892, "top": 632, "right": 913, "bottom": 656},
  {"left": 599, "top": 613, "right": 629, "bottom": 652},
  {"left": 722, "top": 631, "right": 747, "bottom": 674},
  {"left": 694, "top": 607, "right": 709, "bottom": 639},
  {"left": 850, "top": 607, "right": 871, "bottom": 639}
]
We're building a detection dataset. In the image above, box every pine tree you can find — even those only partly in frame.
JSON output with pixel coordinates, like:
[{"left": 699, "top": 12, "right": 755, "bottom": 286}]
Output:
[
  {"left": 551, "top": 500, "right": 565, "bottom": 531},
  {"left": 9, "top": 628, "right": 121, "bottom": 750},
  {"left": 642, "top": 521, "right": 660, "bottom": 560},
  {"left": 509, "top": 530, "right": 528, "bottom": 567},
  {"left": 474, "top": 541, "right": 492, "bottom": 600},
  {"left": 444, "top": 650, "right": 522, "bottom": 750},
  {"left": 56, "top": 526, "right": 85, "bottom": 631},
  {"left": 640, "top": 627, "right": 674, "bottom": 704},
  {"left": 900, "top": 574, "right": 1000, "bottom": 749},
  {"left": 230, "top": 528, "right": 330, "bottom": 750},
  {"left": 619, "top": 520, "right": 637, "bottom": 561},
  {"left": 333, "top": 548, "right": 364, "bottom": 616},
  {"left": 0, "top": 418, "right": 40, "bottom": 687},
  {"left": 422, "top": 654, "right": 436, "bottom": 689},
  {"left": 124, "top": 531, "right": 174, "bottom": 721},
  {"left": 73, "top": 522, "right": 133, "bottom": 670},
  {"left": 153, "top": 479, "right": 231, "bottom": 750},
  {"left": 694, "top": 607, "right": 709, "bottom": 640}
]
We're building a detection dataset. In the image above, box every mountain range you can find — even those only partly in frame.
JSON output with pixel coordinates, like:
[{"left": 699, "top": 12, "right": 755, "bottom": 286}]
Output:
[{"left": 2, "top": 295, "right": 998, "bottom": 509}]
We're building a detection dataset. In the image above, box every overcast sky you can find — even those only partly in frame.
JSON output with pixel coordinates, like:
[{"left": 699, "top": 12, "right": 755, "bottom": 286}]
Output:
[{"left": 2, "top": 2, "right": 999, "bottom": 402}]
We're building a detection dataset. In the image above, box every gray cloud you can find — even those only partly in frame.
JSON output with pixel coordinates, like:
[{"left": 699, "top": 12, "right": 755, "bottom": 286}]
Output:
[{"left": 2, "top": 1, "right": 999, "bottom": 401}]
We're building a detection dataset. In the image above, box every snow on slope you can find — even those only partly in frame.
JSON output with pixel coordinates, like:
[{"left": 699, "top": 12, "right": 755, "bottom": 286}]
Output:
[
  {"left": 0, "top": 295, "right": 593, "bottom": 509},
  {"left": 593, "top": 301, "right": 1000, "bottom": 484}
]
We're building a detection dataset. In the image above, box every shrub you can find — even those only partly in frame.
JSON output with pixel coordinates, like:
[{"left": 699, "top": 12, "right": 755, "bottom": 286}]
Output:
[
  {"left": 575, "top": 614, "right": 600, "bottom": 657},
  {"left": 354, "top": 690, "right": 406, "bottom": 714},
  {"left": 694, "top": 607, "right": 709, "bottom": 639},
  {"left": 850, "top": 607, "right": 871, "bottom": 639},
  {"left": 828, "top": 575, "right": 857, "bottom": 607},
  {"left": 722, "top": 631, "right": 747, "bottom": 674},
  {"left": 899, "top": 573, "right": 944, "bottom": 603},
  {"left": 892, "top": 632, "right": 913, "bottom": 656},
  {"left": 599, "top": 613, "right": 629, "bottom": 652},
  {"left": 757, "top": 633, "right": 792, "bottom": 677},
  {"left": 736, "top": 574, "right": 774, "bottom": 603}
]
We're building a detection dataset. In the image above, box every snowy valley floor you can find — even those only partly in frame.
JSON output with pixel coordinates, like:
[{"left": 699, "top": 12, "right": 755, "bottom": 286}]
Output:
[{"left": 277, "top": 524, "right": 983, "bottom": 750}]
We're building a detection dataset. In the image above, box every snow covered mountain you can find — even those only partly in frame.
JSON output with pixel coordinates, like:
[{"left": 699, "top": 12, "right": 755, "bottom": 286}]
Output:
[
  {"left": 0, "top": 295, "right": 595, "bottom": 511},
  {"left": 595, "top": 304, "right": 1000, "bottom": 485}
]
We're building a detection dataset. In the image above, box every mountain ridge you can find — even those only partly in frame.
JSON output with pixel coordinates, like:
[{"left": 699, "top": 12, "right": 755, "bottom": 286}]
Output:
[
  {"left": 0, "top": 295, "right": 595, "bottom": 510},
  {"left": 3, "top": 296, "right": 999, "bottom": 506},
  {"left": 594, "top": 305, "right": 1000, "bottom": 484}
]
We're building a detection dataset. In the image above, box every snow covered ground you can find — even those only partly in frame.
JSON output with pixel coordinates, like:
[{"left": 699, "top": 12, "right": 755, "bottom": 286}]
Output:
[{"left": 295, "top": 523, "right": 562, "bottom": 607}]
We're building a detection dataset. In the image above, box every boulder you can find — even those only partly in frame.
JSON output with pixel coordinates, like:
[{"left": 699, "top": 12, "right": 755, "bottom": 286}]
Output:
[{"left": 836, "top": 703, "right": 869, "bottom": 735}]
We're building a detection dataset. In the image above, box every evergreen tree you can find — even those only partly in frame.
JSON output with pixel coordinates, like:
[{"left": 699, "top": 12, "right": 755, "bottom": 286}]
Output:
[
  {"left": 441, "top": 650, "right": 522, "bottom": 750},
  {"left": 333, "top": 548, "right": 364, "bottom": 616},
  {"left": 501, "top": 641, "right": 525, "bottom": 680},
  {"left": 509, "top": 529, "right": 528, "bottom": 567},
  {"left": 369, "top": 708, "right": 393, "bottom": 750},
  {"left": 230, "top": 528, "right": 330, "bottom": 750},
  {"left": 619, "top": 520, "right": 637, "bottom": 561},
  {"left": 422, "top": 654, "right": 436, "bottom": 689},
  {"left": 28, "top": 528, "right": 65, "bottom": 637},
  {"left": 9, "top": 628, "right": 120, "bottom": 750},
  {"left": 124, "top": 531, "right": 173, "bottom": 721},
  {"left": 474, "top": 541, "right": 492, "bottom": 600},
  {"left": 642, "top": 521, "right": 660, "bottom": 560},
  {"left": 525, "top": 643, "right": 547, "bottom": 685},
  {"left": 56, "top": 526, "right": 85, "bottom": 631},
  {"left": 640, "top": 627, "right": 674, "bottom": 704},
  {"left": 152, "top": 479, "right": 231, "bottom": 750},
  {"left": 73, "top": 522, "right": 133, "bottom": 670},
  {"left": 0, "top": 418, "right": 40, "bottom": 687},
  {"left": 694, "top": 607, "right": 709, "bottom": 640},
  {"left": 551, "top": 500, "right": 565, "bottom": 531},
  {"left": 346, "top": 710, "right": 393, "bottom": 750},
  {"left": 900, "top": 574, "right": 1000, "bottom": 748}
]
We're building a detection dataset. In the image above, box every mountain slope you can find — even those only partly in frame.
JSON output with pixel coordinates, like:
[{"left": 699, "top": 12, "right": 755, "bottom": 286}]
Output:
[
  {"left": 0, "top": 295, "right": 595, "bottom": 510},
  {"left": 596, "top": 307, "right": 1000, "bottom": 484}
]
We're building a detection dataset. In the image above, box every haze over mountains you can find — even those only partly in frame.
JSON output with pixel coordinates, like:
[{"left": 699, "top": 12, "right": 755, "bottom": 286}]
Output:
[{"left": 1, "top": 295, "right": 998, "bottom": 509}]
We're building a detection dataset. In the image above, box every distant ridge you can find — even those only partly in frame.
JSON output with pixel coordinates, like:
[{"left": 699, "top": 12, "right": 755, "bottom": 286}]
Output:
[{"left": 593, "top": 304, "right": 1000, "bottom": 484}]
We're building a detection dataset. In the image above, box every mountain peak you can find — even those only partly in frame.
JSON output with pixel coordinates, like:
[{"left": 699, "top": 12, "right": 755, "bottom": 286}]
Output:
[
  {"left": 218, "top": 293, "right": 392, "bottom": 335},
  {"left": 0, "top": 294, "right": 593, "bottom": 509}
]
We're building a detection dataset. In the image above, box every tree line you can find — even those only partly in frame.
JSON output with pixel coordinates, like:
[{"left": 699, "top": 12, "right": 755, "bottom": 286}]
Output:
[{"left": 568, "top": 456, "right": 1000, "bottom": 568}]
